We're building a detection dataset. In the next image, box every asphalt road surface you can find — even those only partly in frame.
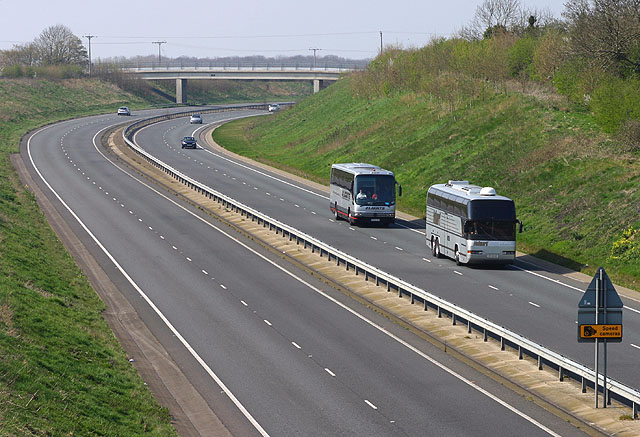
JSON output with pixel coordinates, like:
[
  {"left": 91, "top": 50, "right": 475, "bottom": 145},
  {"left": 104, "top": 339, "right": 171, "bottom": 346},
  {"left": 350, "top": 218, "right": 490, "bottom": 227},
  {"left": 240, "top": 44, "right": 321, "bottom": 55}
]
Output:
[
  {"left": 22, "top": 107, "right": 594, "bottom": 436},
  {"left": 132, "top": 111, "right": 640, "bottom": 392}
]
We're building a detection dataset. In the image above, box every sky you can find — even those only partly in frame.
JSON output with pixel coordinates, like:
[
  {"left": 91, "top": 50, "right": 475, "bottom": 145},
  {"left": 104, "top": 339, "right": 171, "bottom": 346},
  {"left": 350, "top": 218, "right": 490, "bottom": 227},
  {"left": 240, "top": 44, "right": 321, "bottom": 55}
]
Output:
[{"left": 0, "top": 0, "right": 565, "bottom": 61}]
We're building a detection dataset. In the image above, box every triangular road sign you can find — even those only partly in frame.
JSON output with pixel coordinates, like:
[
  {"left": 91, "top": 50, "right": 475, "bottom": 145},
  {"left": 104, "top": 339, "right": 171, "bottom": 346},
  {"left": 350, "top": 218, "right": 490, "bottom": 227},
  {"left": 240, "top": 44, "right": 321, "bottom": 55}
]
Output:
[{"left": 578, "top": 267, "right": 623, "bottom": 309}]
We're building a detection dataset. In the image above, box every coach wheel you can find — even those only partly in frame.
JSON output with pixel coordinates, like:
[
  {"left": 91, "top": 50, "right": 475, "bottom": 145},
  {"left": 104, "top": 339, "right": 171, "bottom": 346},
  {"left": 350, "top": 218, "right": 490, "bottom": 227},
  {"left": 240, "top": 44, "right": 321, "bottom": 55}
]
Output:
[
  {"left": 333, "top": 203, "right": 340, "bottom": 221},
  {"left": 455, "top": 246, "right": 461, "bottom": 266},
  {"left": 433, "top": 238, "right": 441, "bottom": 258},
  {"left": 348, "top": 209, "right": 355, "bottom": 226}
]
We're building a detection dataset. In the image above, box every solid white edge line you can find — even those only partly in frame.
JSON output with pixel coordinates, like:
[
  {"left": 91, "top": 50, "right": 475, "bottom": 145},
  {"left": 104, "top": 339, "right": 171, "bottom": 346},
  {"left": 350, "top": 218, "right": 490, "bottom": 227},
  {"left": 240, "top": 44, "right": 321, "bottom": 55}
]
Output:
[
  {"left": 50, "top": 116, "right": 560, "bottom": 436},
  {"left": 27, "top": 123, "right": 270, "bottom": 437},
  {"left": 511, "top": 265, "right": 640, "bottom": 315},
  {"left": 129, "top": 120, "right": 563, "bottom": 436}
]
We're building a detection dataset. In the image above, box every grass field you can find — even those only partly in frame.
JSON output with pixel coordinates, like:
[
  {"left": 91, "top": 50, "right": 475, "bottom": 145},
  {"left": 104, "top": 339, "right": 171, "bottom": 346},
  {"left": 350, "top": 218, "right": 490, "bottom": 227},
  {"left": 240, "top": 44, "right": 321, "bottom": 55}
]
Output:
[
  {"left": 0, "top": 78, "right": 176, "bottom": 435},
  {"left": 213, "top": 77, "right": 640, "bottom": 291}
]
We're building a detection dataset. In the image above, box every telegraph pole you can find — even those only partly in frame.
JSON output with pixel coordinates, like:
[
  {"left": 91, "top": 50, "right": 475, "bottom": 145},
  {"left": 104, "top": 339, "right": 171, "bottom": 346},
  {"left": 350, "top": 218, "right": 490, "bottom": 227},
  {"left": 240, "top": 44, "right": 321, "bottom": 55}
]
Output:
[
  {"left": 152, "top": 41, "right": 167, "bottom": 65},
  {"left": 380, "top": 31, "right": 383, "bottom": 54},
  {"left": 309, "top": 47, "right": 321, "bottom": 68},
  {"left": 84, "top": 34, "right": 95, "bottom": 77}
]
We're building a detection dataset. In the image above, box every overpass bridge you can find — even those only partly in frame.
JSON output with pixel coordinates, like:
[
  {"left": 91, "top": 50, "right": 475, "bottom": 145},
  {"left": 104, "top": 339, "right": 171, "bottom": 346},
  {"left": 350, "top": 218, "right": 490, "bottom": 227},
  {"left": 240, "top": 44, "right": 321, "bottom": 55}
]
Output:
[{"left": 121, "top": 61, "right": 363, "bottom": 103}]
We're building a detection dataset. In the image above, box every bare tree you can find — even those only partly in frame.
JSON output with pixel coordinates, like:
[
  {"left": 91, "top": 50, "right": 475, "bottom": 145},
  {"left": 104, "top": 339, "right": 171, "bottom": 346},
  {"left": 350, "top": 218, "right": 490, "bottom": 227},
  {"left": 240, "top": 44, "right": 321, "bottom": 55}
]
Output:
[
  {"left": 34, "top": 24, "right": 87, "bottom": 66},
  {"left": 0, "top": 43, "right": 39, "bottom": 67},
  {"left": 563, "top": 0, "right": 640, "bottom": 75},
  {"left": 460, "top": 0, "right": 522, "bottom": 40}
]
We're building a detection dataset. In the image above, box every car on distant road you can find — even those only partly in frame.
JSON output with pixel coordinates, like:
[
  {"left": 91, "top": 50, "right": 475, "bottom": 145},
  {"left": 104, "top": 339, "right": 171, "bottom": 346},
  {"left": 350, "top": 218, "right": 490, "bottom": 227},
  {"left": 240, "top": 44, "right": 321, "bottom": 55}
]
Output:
[
  {"left": 117, "top": 106, "right": 131, "bottom": 116},
  {"left": 190, "top": 114, "right": 203, "bottom": 124},
  {"left": 181, "top": 136, "right": 197, "bottom": 149},
  {"left": 268, "top": 104, "right": 280, "bottom": 112}
]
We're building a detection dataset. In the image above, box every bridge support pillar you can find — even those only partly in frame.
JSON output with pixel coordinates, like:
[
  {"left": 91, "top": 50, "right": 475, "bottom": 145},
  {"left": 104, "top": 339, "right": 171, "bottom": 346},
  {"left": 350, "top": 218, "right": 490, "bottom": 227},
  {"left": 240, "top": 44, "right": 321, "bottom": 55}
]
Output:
[
  {"left": 313, "top": 79, "right": 326, "bottom": 93},
  {"left": 176, "top": 78, "right": 188, "bottom": 104}
]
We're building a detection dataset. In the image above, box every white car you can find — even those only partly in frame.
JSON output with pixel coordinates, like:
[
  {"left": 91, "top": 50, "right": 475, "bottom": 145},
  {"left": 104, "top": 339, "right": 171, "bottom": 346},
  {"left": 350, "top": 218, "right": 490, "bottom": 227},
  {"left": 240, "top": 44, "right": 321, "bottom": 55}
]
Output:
[
  {"left": 117, "top": 106, "right": 131, "bottom": 116},
  {"left": 190, "top": 114, "right": 203, "bottom": 124},
  {"left": 268, "top": 104, "right": 280, "bottom": 112}
]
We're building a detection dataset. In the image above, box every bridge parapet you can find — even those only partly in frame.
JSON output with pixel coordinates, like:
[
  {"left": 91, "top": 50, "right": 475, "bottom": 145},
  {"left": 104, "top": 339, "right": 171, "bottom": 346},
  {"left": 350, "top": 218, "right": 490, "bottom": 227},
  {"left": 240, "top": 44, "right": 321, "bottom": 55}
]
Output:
[{"left": 121, "top": 64, "right": 357, "bottom": 103}]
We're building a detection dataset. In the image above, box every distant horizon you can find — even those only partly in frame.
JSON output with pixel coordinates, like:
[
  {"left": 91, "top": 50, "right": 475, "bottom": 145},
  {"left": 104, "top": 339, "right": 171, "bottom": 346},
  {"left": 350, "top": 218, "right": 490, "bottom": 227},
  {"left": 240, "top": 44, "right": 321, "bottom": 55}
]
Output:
[{"left": 0, "top": 1, "right": 565, "bottom": 60}]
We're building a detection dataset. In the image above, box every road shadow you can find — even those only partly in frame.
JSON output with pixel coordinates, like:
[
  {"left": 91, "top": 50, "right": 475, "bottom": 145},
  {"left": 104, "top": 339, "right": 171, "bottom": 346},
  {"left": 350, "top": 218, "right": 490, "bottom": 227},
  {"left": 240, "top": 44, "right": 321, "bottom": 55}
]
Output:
[
  {"left": 394, "top": 218, "right": 425, "bottom": 230},
  {"left": 516, "top": 249, "right": 585, "bottom": 274}
]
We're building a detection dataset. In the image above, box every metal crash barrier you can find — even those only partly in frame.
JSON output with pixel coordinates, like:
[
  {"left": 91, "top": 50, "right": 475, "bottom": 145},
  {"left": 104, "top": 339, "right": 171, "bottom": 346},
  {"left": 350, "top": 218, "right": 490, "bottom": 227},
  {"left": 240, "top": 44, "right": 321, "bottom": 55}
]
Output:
[{"left": 122, "top": 106, "right": 640, "bottom": 420}]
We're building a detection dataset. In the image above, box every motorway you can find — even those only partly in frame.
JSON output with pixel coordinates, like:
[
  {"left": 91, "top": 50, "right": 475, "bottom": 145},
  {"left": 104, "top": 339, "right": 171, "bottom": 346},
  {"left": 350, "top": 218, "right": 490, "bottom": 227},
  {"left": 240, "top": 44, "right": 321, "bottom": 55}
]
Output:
[
  {"left": 132, "top": 111, "right": 640, "bottom": 392},
  {"left": 19, "top": 107, "right": 591, "bottom": 435}
]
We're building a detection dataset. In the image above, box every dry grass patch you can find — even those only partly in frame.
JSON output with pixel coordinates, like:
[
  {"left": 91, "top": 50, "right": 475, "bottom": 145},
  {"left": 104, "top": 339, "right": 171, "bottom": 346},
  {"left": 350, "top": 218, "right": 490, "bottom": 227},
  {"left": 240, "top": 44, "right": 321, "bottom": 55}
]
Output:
[{"left": 0, "top": 304, "right": 17, "bottom": 337}]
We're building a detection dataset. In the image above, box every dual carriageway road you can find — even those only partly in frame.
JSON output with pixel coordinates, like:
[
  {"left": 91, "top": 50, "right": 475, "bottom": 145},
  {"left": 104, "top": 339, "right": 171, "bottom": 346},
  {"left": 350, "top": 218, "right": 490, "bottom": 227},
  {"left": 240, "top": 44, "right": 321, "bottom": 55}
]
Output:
[{"left": 21, "top": 106, "right": 639, "bottom": 435}]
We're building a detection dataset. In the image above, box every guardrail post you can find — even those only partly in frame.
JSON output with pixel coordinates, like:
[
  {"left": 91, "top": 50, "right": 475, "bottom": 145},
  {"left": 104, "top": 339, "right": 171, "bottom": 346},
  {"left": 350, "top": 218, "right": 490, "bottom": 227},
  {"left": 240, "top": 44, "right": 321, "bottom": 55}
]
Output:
[
  {"left": 387, "top": 282, "right": 390, "bottom": 292},
  {"left": 424, "top": 300, "right": 428, "bottom": 311},
  {"left": 375, "top": 276, "right": 379, "bottom": 286},
  {"left": 483, "top": 329, "right": 488, "bottom": 342},
  {"left": 633, "top": 402, "right": 638, "bottom": 419},
  {"left": 558, "top": 366, "right": 564, "bottom": 382},
  {"left": 500, "top": 337, "right": 505, "bottom": 351},
  {"left": 410, "top": 293, "right": 415, "bottom": 304},
  {"left": 538, "top": 356, "right": 543, "bottom": 370},
  {"left": 437, "top": 306, "right": 442, "bottom": 318},
  {"left": 398, "top": 287, "right": 402, "bottom": 298},
  {"left": 581, "top": 377, "right": 587, "bottom": 393},
  {"left": 467, "top": 320, "right": 471, "bottom": 333},
  {"left": 518, "top": 345, "right": 523, "bottom": 360},
  {"left": 452, "top": 314, "right": 456, "bottom": 325}
]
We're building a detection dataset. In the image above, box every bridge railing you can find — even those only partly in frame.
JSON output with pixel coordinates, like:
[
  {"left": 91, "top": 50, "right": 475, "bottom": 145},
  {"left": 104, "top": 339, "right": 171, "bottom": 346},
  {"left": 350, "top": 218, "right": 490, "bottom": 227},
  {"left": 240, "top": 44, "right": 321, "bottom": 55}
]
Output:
[
  {"left": 117, "top": 60, "right": 366, "bottom": 72},
  {"left": 121, "top": 106, "right": 639, "bottom": 421}
]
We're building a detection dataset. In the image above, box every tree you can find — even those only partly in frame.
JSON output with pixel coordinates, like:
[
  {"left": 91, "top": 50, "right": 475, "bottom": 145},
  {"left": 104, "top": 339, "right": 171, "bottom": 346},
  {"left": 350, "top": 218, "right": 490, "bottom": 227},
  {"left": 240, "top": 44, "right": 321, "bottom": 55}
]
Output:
[
  {"left": 34, "top": 24, "right": 87, "bottom": 66},
  {"left": 0, "top": 43, "right": 39, "bottom": 67},
  {"left": 460, "top": 0, "right": 521, "bottom": 40},
  {"left": 563, "top": 0, "right": 640, "bottom": 76}
]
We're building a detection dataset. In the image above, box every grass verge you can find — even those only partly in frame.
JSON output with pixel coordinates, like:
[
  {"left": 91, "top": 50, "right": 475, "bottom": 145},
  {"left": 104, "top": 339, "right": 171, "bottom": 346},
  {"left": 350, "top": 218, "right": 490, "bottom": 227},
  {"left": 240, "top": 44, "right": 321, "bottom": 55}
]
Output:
[
  {"left": 0, "top": 78, "right": 176, "bottom": 435},
  {"left": 213, "top": 77, "right": 640, "bottom": 291}
]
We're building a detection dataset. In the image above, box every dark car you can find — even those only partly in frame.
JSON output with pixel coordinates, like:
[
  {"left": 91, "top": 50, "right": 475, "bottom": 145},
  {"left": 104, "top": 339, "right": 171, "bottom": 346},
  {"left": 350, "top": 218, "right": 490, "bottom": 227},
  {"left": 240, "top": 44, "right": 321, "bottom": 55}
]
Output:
[{"left": 181, "top": 136, "right": 197, "bottom": 149}]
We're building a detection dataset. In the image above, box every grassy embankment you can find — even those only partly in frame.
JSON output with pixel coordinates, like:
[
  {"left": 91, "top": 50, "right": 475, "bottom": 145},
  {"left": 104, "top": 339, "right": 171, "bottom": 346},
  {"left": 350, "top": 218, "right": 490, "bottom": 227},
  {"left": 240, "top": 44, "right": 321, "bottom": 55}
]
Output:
[
  {"left": 149, "top": 79, "right": 312, "bottom": 105},
  {"left": 213, "top": 77, "right": 640, "bottom": 290},
  {"left": 0, "top": 79, "right": 176, "bottom": 435}
]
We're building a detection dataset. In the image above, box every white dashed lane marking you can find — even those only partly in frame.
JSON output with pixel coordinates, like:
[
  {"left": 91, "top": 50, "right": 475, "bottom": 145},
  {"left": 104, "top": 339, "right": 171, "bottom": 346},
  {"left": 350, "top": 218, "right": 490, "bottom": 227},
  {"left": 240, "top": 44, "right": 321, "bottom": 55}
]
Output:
[
  {"left": 324, "top": 368, "right": 336, "bottom": 377},
  {"left": 364, "top": 400, "right": 378, "bottom": 410},
  {"left": 528, "top": 301, "right": 540, "bottom": 308}
]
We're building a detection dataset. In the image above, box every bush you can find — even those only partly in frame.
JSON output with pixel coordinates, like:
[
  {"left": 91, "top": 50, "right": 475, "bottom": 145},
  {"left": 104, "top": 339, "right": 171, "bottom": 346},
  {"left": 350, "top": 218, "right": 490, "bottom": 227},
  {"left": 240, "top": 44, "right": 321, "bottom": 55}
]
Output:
[
  {"left": 608, "top": 227, "right": 640, "bottom": 263},
  {"left": 590, "top": 76, "right": 640, "bottom": 133},
  {"left": 532, "top": 31, "right": 566, "bottom": 82},
  {"left": 508, "top": 36, "right": 538, "bottom": 78},
  {"left": 1, "top": 64, "right": 25, "bottom": 78}
]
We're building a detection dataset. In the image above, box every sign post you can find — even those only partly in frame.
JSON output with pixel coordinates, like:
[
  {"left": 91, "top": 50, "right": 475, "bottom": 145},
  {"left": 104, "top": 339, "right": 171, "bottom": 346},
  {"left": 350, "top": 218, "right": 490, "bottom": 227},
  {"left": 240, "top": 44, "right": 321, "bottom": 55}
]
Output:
[{"left": 577, "top": 267, "right": 623, "bottom": 408}]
